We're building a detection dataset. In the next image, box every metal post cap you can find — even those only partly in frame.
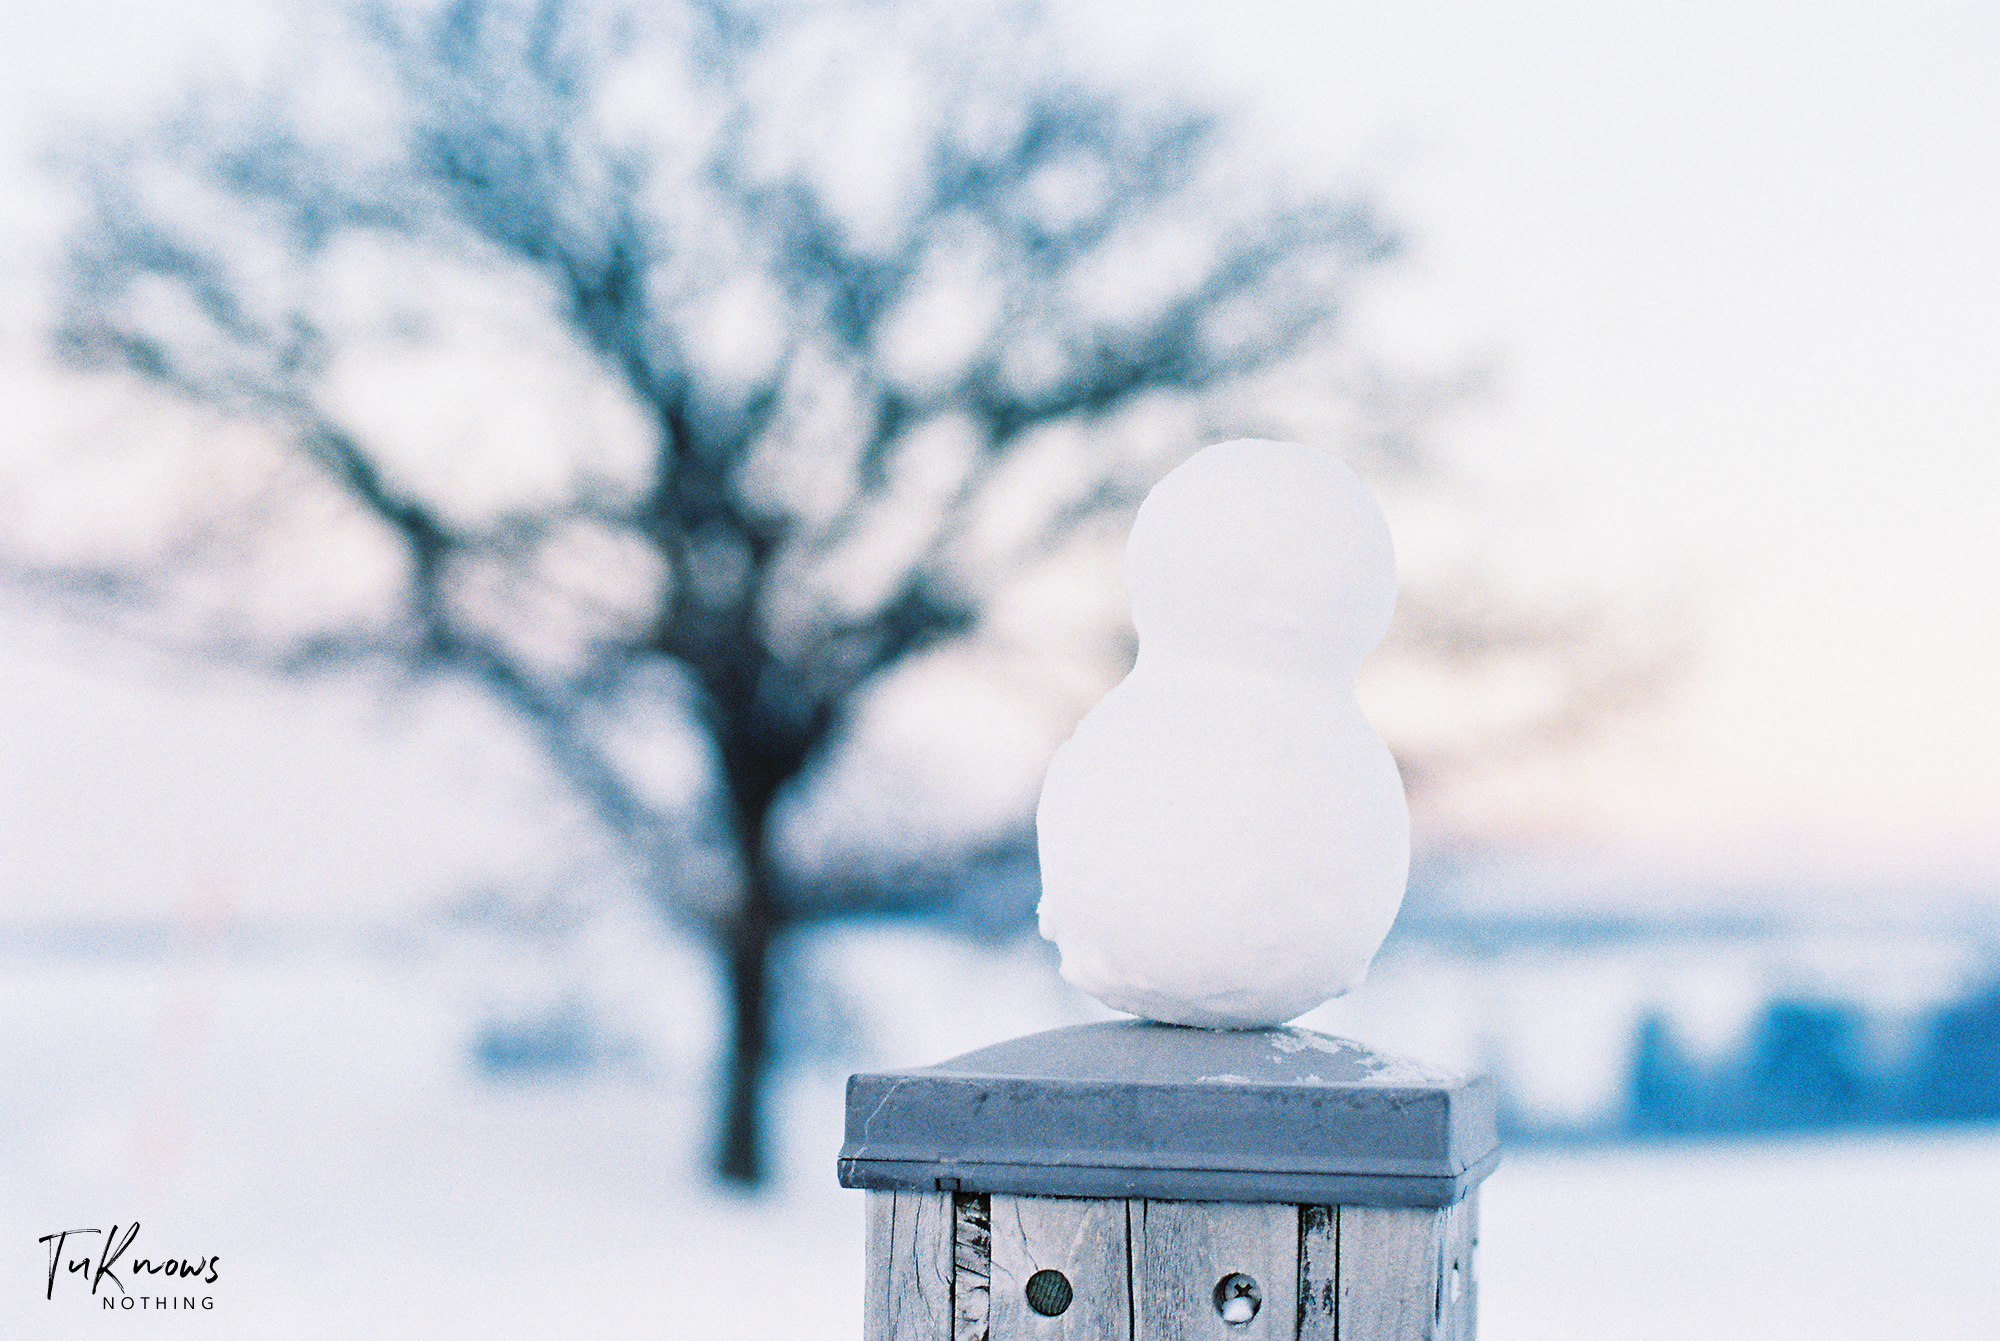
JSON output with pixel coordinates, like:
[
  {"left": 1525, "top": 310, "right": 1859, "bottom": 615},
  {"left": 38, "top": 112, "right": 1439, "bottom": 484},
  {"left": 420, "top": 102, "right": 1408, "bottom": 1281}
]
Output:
[{"left": 839, "top": 1020, "right": 1499, "bottom": 1208}]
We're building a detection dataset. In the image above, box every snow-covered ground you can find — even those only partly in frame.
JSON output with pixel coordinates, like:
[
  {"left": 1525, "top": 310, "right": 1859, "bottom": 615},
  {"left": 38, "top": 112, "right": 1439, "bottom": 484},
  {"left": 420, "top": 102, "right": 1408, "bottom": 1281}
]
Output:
[{"left": 5, "top": 926, "right": 1997, "bottom": 1338}]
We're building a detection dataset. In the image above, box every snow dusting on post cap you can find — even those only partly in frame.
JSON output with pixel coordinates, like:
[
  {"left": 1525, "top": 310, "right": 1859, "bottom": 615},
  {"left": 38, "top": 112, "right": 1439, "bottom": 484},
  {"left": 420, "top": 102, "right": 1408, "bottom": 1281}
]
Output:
[{"left": 1036, "top": 440, "right": 1409, "bottom": 1028}]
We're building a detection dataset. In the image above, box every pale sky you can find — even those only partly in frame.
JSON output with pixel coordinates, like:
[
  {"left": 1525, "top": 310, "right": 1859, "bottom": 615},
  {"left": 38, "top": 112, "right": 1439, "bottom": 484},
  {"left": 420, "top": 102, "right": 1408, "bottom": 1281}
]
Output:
[
  {"left": 1090, "top": 1, "right": 1999, "bottom": 895},
  {"left": 2, "top": 1, "right": 1996, "bottom": 923}
]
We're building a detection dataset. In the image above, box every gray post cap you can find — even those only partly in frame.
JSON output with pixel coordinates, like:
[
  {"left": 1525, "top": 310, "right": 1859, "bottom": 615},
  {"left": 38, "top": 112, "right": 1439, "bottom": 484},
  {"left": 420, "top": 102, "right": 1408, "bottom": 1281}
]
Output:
[{"left": 839, "top": 1020, "right": 1499, "bottom": 1208}]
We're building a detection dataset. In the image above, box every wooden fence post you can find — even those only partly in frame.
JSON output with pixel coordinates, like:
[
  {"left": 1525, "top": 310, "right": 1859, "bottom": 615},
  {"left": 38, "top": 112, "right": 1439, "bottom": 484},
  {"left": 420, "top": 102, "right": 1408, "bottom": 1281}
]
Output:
[{"left": 840, "top": 1019, "right": 1497, "bottom": 1340}]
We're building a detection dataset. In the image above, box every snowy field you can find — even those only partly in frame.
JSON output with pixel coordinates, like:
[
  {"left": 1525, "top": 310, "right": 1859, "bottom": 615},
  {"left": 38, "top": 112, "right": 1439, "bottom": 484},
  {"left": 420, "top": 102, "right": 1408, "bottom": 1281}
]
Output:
[{"left": 5, "top": 927, "right": 1998, "bottom": 1339}]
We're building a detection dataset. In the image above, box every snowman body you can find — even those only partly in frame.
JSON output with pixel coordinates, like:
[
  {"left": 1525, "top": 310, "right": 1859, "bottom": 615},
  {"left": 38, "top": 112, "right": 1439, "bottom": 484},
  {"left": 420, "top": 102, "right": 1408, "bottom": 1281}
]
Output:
[{"left": 1036, "top": 439, "right": 1409, "bottom": 1028}]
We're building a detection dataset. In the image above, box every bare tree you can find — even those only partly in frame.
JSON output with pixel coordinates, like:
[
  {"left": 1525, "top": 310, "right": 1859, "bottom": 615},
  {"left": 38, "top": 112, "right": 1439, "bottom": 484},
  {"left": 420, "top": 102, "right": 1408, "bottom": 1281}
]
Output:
[{"left": 25, "top": 0, "right": 1678, "bottom": 1182}]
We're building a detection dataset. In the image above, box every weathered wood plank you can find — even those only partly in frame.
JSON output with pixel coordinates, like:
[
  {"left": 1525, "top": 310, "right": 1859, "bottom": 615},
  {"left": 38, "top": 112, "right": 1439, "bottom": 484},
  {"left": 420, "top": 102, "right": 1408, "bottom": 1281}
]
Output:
[
  {"left": 954, "top": 1191, "right": 992, "bottom": 1341},
  {"left": 1439, "top": 1191, "right": 1478, "bottom": 1341},
  {"left": 866, "top": 1189, "right": 955, "bottom": 1341},
  {"left": 988, "top": 1194, "right": 1132, "bottom": 1340},
  {"left": 1337, "top": 1204, "right": 1449, "bottom": 1341},
  {"left": 1297, "top": 1204, "right": 1338, "bottom": 1341},
  {"left": 1131, "top": 1200, "right": 1300, "bottom": 1341}
]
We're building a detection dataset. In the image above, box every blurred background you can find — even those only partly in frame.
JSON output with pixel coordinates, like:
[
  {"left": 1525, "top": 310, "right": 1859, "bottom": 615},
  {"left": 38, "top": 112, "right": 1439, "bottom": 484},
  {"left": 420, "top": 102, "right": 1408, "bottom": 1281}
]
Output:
[{"left": 3, "top": 1, "right": 1995, "bottom": 1336}]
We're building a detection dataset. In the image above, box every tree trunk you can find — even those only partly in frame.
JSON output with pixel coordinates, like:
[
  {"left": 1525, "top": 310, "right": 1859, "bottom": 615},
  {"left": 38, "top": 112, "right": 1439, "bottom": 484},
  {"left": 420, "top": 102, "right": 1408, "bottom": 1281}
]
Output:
[
  {"left": 708, "top": 673, "right": 818, "bottom": 1187},
  {"left": 716, "top": 878, "right": 778, "bottom": 1185}
]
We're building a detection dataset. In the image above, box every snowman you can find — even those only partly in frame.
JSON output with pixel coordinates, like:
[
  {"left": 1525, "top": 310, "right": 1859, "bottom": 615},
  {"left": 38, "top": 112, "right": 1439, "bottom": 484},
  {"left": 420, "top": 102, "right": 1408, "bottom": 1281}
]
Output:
[{"left": 1036, "top": 439, "right": 1408, "bottom": 1028}]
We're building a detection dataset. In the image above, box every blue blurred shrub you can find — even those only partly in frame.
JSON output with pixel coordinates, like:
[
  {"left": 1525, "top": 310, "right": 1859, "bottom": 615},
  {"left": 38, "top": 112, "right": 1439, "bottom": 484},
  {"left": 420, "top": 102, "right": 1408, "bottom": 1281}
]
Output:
[
  {"left": 1732, "top": 999, "right": 1874, "bottom": 1129},
  {"left": 473, "top": 998, "right": 599, "bottom": 1077},
  {"left": 1626, "top": 1011, "right": 1707, "bottom": 1134},
  {"left": 1904, "top": 980, "right": 2000, "bottom": 1121}
]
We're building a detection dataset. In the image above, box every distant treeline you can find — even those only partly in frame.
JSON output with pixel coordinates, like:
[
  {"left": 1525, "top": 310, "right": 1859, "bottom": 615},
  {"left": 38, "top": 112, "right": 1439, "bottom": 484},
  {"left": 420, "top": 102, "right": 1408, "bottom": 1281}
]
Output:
[{"left": 1616, "top": 977, "right": 2000, "bottom": 1135}]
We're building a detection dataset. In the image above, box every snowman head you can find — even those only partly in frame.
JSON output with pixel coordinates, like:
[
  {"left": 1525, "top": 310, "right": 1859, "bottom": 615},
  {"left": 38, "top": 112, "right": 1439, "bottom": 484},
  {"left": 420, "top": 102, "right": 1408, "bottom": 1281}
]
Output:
[{"left": 1124, "top": 439, "right": 1397, "bottom": 678}]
